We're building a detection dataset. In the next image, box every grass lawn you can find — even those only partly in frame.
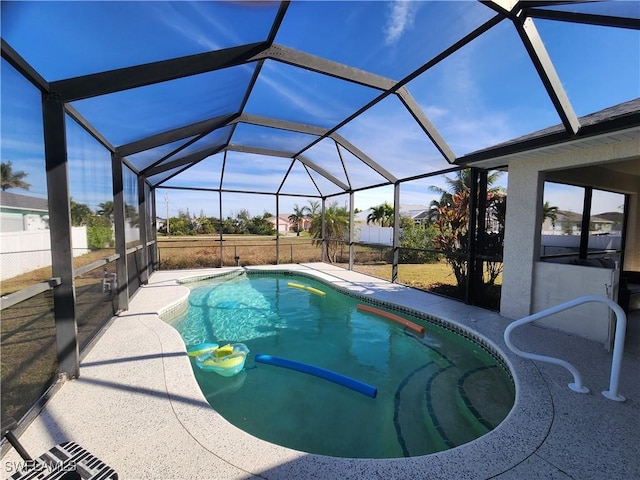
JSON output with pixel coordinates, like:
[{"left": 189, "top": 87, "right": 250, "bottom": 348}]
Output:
[
  {"left": 0, "top": 248, "right": 116, "bottom": 296},
  {"left": 351, "top": 262, "right": 458, "bottom": 289},
  {"left": 157, "top": 234, "right": 322, "bottom": 269}
]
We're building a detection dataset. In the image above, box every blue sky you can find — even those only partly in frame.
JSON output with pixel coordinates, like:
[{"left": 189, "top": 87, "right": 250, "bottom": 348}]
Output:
[{"left": 1, "top": 1, "right": 638, "bottom": 219}]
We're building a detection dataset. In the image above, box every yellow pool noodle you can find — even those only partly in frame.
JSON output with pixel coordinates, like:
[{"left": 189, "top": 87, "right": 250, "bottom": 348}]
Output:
[
  {"left": 305, "top": 286, "right": 326, "bottom": 296},
  {"left": 288, "top": 282, "right": 325, "bottom": 296}
]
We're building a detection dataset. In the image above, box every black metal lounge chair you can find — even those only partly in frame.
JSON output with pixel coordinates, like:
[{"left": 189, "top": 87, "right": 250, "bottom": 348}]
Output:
[{"left": 1, "top": 418, "right": 118, "bottom": 480}]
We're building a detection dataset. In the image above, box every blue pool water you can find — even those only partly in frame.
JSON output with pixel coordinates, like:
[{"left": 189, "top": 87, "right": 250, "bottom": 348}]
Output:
[{"left": 167, "top": 272, "right": 515, "bottom": 458}]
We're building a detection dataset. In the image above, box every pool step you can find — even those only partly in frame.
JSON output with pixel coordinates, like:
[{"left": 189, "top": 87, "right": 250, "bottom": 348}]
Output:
[
  {"left": 393, "top": 360, "right": 452, "bottom": 456},
  {"left": 425, "top": 366, "right": 500, "bottom": 448},
  {"left": 425, "top": 367, "right": 488, "bottom": 447},
  {"left": 456, "top": 365, "right": 515, "bottom": 432}
]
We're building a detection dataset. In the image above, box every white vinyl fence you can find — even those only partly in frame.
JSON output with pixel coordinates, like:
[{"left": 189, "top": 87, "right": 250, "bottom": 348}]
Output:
[
  {"left": 355, "top": 226, "right": 394, "bottom": 246},
  {"left": 0, "top": 227, "right": 89, "bottom": 281}
]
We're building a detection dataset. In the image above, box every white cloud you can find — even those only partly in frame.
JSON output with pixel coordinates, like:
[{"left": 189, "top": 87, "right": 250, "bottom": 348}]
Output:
[
  {"left": 338, "top": 101, "right": 448, "bottom": 180},
  {"left": 424, "top": 105, "right": 449, "bottom": 121},
  {"left": 256, "top": 63, "right": 352, "bottom": 126},
  {"left": 384, "top": 1, "right": 418, "bottom": 46},
  {"left": 261, "top": 71, "right": 325, "bottom": 117},
  {"left": 441, "top": 113, "right": 515, "bottom": 155},
  {"left": 151, "top": 3, "right": 222, "bottom": 51}
]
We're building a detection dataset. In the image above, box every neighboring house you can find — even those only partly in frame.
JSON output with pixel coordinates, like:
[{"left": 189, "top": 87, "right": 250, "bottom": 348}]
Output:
[
  {"left": 0, "top": 191, "right": 49, "bottom": 232},
  {"left": 409, "top": 210, "right": 431, "bottom": 225},
  {"left": 281, "top": 214, "right": 311, "bottom": 233},
  {"left": 268, "top": 215, "right": 290, "bottom": 234},
  {"left": 355, "top": 204, "right": 431, "bottom": 226},
  {"left": 400, "top": 204, "right": 430, "bottom": 224},
  {"left": 594, "top": 211, "right": 624, "bottom": 234},
  {"left": 542, "top": 210, "right": 615, "bottom": 235},
  {"left": 295, "top": 217, "right": 311, "bottom": 232}
]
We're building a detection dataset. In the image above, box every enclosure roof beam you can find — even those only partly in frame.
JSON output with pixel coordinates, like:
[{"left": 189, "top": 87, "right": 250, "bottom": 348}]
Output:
[
  {"left": 226, "top": 143, "right": 349, "bottom": 191},
  {"left": 480, "top": 0, "right": 520, "bottom": 18},
  {"left": 234, "top": 113, "right": 329, "bottom": 137},
  {"left": 225, "top": 142, "right": 350, "bottom": 191},
  {"left": 226, "top": 144, "right": 296, "bottom": 159},
  {"left": 265, "top": 2, "right": 290, "bottom": 45},
  {"left": 396, "top": 87, "right": 456, "bottom": 163},
  {"left": 524, "top": 6, "right": 640, "bottom": 30},
  {"left": 276, "top": 159, "right": 299, "bottom": 195},
  {"left": 289, "top": 14, "right": 503, "bottom": 169},
  {"left": 299, "top": 162, "right": 324, "bottom": 197},
  {"left": 65, "top": 104, "right": 115, "bottom": 153},
  {"left": 330, "top": 133, "right": 398, "bottom": 183},
  {"left": 296, "top": 154, "right": 350, "bottom": 191},
  {"left": 160, "top": 184, "right": 321, "bottom": 198},
  {"left": 480, "top": 2, "right": 579, "bottom": 134},
  {"left": 50, "top": 42, "right": 270, "bottom": 102},
  {"left": 256, "top": 44, "right": 397, "bottom": 91},
  {"left": 118, "top": 113, "right": 239, "bottom": 157},
  {"left": 146, "top": 145, "right": 224, "bottom": 177},
  {"left": 1, "top": 39, "right": 49, "bottom": 93},
  {"left": 515, "top": 15, "right": 580, "bottom": 134}
]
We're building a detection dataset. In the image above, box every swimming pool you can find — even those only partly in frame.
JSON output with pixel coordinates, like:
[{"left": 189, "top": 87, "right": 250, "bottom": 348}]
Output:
[{"left": 167, "top": 271, "right": 515, "bottom": 458}]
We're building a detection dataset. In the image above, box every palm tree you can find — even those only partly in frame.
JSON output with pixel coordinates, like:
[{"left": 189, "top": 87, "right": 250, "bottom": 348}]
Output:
[
  {"left": 366, "top": 202, "right": 394, "bottom": 227},
  {"left": 307, "top": 200, "right": 320, "bottom": 217},
  {"left": 428, "top": 169, "right": 503, "bottom": 222},
  {"left": 427, "top": 196, "right": 451, "bottom": 223},
  {"left": 309, "top": 202, "right": 349, "bottom": 263},
  {"left": 70, "top": 198, "right": 92, "bottom": 226},
  {"left": 542, "top": 201, "right": 559, "bottom": 227},
  {"left": 1, "top": 161, "right": 31, "bottom": 191},
  {"left": 289, "top": 203, "right": 310, "bottom": 236},
  {"left": 97, "top": 201, "right": 115, "bottom": 218}
]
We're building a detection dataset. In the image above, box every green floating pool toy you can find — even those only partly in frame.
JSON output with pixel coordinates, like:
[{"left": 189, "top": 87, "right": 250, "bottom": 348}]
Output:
[
  {"left": 186, "top": 343, "right": 219, "bottom": 357},
  {"left": 196, "top": 343, "right": 250, "bottom": 377}
]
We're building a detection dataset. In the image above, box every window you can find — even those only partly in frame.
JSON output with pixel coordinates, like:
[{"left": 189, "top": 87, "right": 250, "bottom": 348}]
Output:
[{"left": 541, "top": 182, "right": 626, "bottom": 266}]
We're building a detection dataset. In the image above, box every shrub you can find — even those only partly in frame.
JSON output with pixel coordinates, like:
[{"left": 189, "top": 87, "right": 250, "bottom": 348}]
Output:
[
  {"left": 399, "top": 220, "right": 440, "bottom": 264},
  {"left": 86, "top": 216, "right": 114, "bottom": 250}
]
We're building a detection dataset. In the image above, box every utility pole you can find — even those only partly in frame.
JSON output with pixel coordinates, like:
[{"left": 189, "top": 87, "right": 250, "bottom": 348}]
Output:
[{"left": 165, "top": 193, "right": 170, "bottom": 235}]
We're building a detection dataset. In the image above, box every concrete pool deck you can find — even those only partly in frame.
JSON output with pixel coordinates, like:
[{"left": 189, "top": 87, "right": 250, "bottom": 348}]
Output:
[{"left": 3, "top": 263, "right": 639, "bottom": 479}]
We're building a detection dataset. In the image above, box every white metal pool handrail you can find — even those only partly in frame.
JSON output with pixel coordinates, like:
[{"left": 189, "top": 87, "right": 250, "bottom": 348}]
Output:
[{"left": 504, "top": 295, "right": 627, "bottom": 402}]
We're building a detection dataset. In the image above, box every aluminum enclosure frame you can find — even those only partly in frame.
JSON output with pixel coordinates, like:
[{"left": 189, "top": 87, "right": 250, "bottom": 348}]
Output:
[{"left": 1, "top": 1, "right": 638, "bottom": 382}]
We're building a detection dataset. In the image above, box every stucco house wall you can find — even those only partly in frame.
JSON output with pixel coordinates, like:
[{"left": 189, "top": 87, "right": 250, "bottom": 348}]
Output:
[{"left": 500, "top": 134, "right": 640, "bottom": 330}]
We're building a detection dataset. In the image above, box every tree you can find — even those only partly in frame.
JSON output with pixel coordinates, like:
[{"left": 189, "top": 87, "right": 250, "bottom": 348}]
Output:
[
  {"left": 398, "top": 217, "right": 440, "bottom": 263},
  {"left": 70, "top": 198, "right": 92, "bottom": 226},
  {"left": 1, "top": 161, "right": 31, "bottom": 191},
  {"left": 429, "top": 169, "right": 505, "bottom": 294},
  {"left": 428, "top": 169, "right": 502, "bottom": 223},
  {"left": 542, "top": 201, "right": 559, "bottom": 227},
  {"left": 309, "top": 202, "right": 349, "bottom": 263},
  {"left": 307, "top": 200, "right": 320, "bottom": 217},
  {"left": 366, "top": 202, "right": 394, "bottom": 227},
  {"left": 289, "top": 203, "right": 310, "bottom": 236},
  {"left": 124, "top": 204, "right": 139, "bottom": 227},
  {"left": 432, "top": 192, "right": 470, "bottom": 291},
  {"left": 97, "top": 201, "right": 115, "bottom": 218},
  {"left": 86, "top": 215, "right": 114, "bottom": 250},
  {"left": 247, "top": 212, "right": 275, "bottom": 235}
]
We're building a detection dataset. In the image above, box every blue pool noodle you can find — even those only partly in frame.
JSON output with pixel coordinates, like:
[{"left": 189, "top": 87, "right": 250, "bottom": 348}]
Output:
[{"left": 254, "top": 354, "right": 377, "bottom": 398}]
